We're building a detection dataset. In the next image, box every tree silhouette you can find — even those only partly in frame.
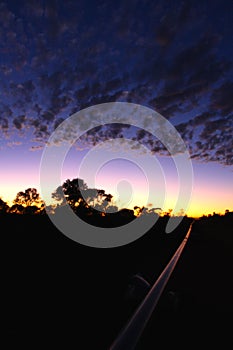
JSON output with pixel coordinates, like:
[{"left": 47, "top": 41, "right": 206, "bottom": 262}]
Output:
[
  {"left": 51, "top": 185, "right": 66, "bottom": 204},
  {"left": 13, "top": 188, "right": 44, "bottom": 213},
  {"left": 0, "top": 198, "right": 9, "bottom": 214},
  {"left": 9, "top": 203, "right": 25, "bottom": 214},
  {"left": 52, "top": 178, "right": 88, "bottom": 208},
  {"left": 52, "top": 178, "right": 117, "bottom": 216}
]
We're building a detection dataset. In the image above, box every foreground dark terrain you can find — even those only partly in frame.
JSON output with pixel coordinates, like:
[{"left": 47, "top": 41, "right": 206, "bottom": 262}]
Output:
[
  {"left": 3, "top": 212, "right": 233, "bottom": 349},
  {"left": 135, "top": 213, "right": 233, "bottom": 349}
]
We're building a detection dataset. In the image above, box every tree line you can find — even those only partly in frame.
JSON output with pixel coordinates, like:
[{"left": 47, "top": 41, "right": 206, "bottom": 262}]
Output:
[
  {"left": 0, "top": 177, "right": 231, "bottom": 221},
  {"left": 0, "top": 178, "right": 142, "bottom": 221}
]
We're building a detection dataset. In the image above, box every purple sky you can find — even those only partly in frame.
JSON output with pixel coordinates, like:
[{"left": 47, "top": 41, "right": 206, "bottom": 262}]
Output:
[{"left": 0, "top": 0, "right": 232, "bottom": 217}]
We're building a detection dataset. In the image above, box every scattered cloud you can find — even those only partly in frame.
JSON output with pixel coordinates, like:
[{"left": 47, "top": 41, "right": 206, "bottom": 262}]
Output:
[{"left": 0, "top": 0, "right": 232, "bottom": 165}]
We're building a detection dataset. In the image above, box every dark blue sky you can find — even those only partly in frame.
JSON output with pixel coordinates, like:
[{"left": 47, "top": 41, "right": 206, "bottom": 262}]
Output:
[{"left": 0, "top": 0, "right": 232, "bottom": 215}]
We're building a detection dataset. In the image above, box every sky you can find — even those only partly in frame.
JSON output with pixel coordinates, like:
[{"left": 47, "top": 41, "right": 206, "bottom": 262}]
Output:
[{"left": 0, "top": 0, "right": 232, "bottom": 217}]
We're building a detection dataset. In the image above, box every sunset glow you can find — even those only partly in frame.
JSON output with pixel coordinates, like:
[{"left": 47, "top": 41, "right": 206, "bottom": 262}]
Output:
[
  {"left": 0, "top": 144, "right": 232, "bottom": 218},
  {"left": 0, "top": 0, "right": 232, "bottom": 219}
]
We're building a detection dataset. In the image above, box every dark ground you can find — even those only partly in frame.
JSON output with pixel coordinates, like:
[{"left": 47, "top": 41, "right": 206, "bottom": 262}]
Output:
[
  {"left": 135, "top": 215, "right": 233, "bottom": 349},
  {"left": 2, "top": 213, "right": 233, "bottom": 349}
]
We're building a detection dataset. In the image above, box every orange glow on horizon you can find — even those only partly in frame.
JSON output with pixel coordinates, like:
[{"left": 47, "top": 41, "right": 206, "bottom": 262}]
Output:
[{"left": 0, "top": 183, "right": 232, "bottom": 219}]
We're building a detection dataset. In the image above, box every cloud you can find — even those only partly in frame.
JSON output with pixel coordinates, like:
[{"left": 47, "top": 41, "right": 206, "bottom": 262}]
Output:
[
  {"left": 0, "top": 2, "right": 15, "bottom": 28},
  {"left": 155, "top": 1, "right": 193, "bottom": 48},
  {"left": 210, "top": 82, "right": 233, "bottom": 116},
  {"left": 41, "top": 111, "right": 55, "bottom": 122},
  {"left": 0, "top": 0, "right": 232, "bottom": 166},
  {"left": 191, "top": 112, "right": 216, "bottom": 127},
  {"left": 6, "top": 141, "right": 22, "bottom": 147},
  {"left": 176, "top": 114, "right": 233, "bottom": 165},
  {"left": 0, "top": 118, "right": 8, "bottom": 130},
  {"left": 13, "top": 115, "right": 26, "bottom": 130},
  {"left": 30, "top": 145, "right": 44, "bottom": 151}
]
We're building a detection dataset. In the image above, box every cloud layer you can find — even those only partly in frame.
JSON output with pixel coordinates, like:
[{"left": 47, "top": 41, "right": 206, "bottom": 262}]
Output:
[{"left": 0, "top": 0, "right": 232, "bottom": 165}]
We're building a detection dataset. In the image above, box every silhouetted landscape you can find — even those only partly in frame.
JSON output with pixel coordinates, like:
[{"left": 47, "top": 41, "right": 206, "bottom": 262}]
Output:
[
  {"left": 2, "top": 179, "right": 233, "bottom": 348},
  {"left": 1, "top": 1, "right": 233, "bottom": 348}
]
